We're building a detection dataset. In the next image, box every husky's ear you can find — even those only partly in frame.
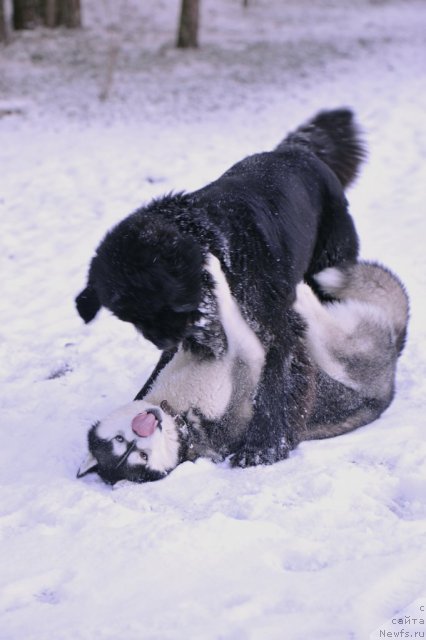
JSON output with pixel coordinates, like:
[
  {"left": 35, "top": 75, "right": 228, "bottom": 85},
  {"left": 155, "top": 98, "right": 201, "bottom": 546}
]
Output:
[
  {"left": 75, "top": 284, "right": 101, "bottom": 323},
  {"left": 77, "top": 452, "right": 99, "bottom": 478}
]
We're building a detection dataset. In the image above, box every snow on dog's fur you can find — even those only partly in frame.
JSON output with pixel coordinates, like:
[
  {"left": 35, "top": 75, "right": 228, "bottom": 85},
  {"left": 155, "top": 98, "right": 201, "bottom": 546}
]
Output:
[
  {"left": 76, "top": 108, "right": 364, "bottom": 469},
  {"left": 78, "top": 260, "right": 409, "bottom": 484}
]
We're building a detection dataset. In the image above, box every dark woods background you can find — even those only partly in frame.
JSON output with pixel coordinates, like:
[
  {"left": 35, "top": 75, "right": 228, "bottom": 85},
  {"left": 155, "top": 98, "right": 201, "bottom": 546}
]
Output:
[{"left": 0, "top": 0, "right": 205, "bottom": 47}]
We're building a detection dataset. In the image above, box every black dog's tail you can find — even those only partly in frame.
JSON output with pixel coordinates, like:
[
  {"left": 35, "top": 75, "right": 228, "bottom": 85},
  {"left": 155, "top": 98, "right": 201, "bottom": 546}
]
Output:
[{"left": 276, "top": 108, "right": 366, "bottom": 189}]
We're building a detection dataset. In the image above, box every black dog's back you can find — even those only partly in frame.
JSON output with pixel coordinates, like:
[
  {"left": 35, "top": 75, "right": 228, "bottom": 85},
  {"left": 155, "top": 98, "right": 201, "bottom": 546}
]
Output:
[
  {"left": 189, "top": 109, "right": 364, "bottom": 314},
  {"left": 190, "top": 149, "right": 336, "bottom": 290},
  {"left": 76, "top": 108, "right": 364, "bottom": 346}
]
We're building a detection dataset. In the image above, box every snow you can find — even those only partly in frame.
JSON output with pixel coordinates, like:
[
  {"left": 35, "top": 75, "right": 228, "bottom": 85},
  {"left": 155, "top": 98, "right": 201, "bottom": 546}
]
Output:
[{"left": 1, "top": 0, "right": 426, "bottom": 638}]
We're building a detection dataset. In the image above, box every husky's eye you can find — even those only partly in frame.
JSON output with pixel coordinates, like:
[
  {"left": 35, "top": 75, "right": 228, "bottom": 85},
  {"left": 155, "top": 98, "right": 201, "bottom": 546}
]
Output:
[
  {"left": 114, "top": 435, "right": 125, "bottom": 443},
  {"left": 140, "top": 451, "right": 148, "bottom": 462}
]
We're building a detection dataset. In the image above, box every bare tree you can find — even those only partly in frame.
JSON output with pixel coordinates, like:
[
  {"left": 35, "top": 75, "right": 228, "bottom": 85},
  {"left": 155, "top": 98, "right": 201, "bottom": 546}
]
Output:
[
  {"left": 13, "top": 0, "right": 81, "bottom": 29},
  {"left": 49, "top": 0, "right": 81, "bottom": 28},
  {"left": 13, "top": 0, "right": 41, "bottom": 29},
  {"left": 177, "top": 0, "right": 199, "bottom": 48},
  {"left": 0, "top": 0, "right": 10, "bottom": 41}
]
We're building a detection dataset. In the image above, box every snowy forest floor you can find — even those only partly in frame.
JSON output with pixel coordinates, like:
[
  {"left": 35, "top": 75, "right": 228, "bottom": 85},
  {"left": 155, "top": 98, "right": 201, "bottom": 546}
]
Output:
[{"left": 1, "top": 1, "right": 426, "bottom": 639}]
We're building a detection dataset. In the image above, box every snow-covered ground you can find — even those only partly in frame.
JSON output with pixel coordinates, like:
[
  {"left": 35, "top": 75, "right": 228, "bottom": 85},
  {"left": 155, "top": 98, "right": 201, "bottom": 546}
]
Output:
[{"left": 1, "top": 1, "right": 425, "bottom": 638}]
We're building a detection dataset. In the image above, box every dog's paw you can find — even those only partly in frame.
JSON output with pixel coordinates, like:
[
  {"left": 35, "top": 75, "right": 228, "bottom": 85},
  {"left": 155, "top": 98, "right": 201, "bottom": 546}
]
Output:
[
  {"left": 314, "top": 266, "right": 346, "bottom": 298},
  {"left": 293, "top": 282, "right": 322, "bottom": 318},
  {"left": 231, "top": 440, "right": 290, "bottom": 468}
]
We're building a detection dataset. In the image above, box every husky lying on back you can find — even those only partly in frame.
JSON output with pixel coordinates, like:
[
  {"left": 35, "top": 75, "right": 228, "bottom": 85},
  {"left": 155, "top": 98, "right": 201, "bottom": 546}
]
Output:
[{"left": 78, "top": 258, "right": 408, "bottom": 484}]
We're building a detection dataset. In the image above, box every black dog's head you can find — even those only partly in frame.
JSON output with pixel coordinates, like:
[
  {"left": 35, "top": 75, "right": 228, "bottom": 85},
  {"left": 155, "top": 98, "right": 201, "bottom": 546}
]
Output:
[{"left": 76, "top": 204, "right": 204, "bottom": 350}]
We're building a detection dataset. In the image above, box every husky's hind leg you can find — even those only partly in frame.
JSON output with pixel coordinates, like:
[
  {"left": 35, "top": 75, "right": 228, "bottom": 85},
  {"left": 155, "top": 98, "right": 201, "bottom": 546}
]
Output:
[
  {"left": 293, "top": 262, "right": 409, "bottom": 440},
  {"left": 315, "top": 261, "right": 409, "bottom": 354},
  {"left": 293, "top": 281, "right": 372, "bottom": 394}
]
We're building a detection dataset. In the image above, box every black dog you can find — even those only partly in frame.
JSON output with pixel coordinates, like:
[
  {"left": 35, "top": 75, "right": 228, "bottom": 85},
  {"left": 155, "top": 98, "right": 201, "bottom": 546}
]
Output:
[{"left": 76, "top": 108, "right": 365, "bottom": 467}]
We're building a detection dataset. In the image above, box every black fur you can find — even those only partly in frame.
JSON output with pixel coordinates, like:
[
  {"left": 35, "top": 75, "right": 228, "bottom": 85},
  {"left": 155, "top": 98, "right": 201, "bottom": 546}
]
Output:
[
  {"left": 77, "top": 108, "right": 365, "bottom": 467},
  {"left": 281, "top": 108, "right": 366, "bottom": 189}
]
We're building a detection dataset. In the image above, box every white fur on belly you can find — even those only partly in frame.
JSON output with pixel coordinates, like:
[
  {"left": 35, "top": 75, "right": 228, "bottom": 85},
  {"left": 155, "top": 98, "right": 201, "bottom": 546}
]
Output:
[
  {"left": 146, "top": 348, "right": 234, "bottom": 420},
  {"left": 205, "top": 253, "right": 265, "bottom": 385},
  {"left": 146, "top": 253, "right": 265, "bottom": 421}
]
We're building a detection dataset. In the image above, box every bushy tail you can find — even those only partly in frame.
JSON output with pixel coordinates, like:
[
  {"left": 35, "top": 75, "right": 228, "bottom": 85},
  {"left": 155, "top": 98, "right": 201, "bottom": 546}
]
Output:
[
  {"left": 315, "top": 261, "right": 410, "bottom": 355},
  {"left": 276, "top": 108, "right": 366, "bottom": 189}
]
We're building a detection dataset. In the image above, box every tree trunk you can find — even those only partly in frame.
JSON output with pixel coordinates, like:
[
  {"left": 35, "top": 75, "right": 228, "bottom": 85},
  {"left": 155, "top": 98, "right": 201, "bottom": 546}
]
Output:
[
  {"left": 13, "top": 0, "right": 81, "bottom": 29},
  {"left": 177, "top": 0, "right": 199, "bottom": 49},
  {"left": 0, "top": 0, "right": 8, "bottom": 41},
  {"left": 13, "top": 0, "right": 42, "bottom": 29},
  {"left": 45, "top": 0, "right": 55, "bottom": 26},
  {"left": 45, "top": 0, "right": 81, "bottom": 28},
  {"left": 57, "top": 0, "right": 80, "bottom": 28}
]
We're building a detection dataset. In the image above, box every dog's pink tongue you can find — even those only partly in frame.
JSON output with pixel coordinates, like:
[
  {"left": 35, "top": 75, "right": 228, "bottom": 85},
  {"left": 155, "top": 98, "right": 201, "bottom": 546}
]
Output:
[{"left": 131, "top": 412, "right": 157, "bottom": 437}]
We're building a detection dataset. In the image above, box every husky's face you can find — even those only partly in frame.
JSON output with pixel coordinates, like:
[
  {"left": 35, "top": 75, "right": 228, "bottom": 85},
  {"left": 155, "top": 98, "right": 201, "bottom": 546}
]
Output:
[{"left": 77, "top": 401, "right": 180, "bottom": 485}]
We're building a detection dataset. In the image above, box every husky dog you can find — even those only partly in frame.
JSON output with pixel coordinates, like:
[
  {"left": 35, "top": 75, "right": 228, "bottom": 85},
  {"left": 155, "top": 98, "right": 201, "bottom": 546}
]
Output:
[
  {"left": 77, "top": 260, "right": 408, "bottom": 484},
  {"left": 76, "top": 108, "right": 364, "bottom": 467}
]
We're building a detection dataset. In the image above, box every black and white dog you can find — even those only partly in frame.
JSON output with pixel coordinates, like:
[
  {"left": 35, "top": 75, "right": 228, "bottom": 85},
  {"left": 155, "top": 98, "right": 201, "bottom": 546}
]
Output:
[
  {"left": 76, "top": 108, "right": 365, "bottom": 468},
  {"left": 77, "top": 260, "right": 409, "bottom": 484}
]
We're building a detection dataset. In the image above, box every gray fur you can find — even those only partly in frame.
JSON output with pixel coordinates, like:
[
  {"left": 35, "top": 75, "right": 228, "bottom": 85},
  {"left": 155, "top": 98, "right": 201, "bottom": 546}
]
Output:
[
  {"left": 314, "top": 261, "right": 409, "bottom": 349},
  {"left": 297, "top": 261, "right": 409, "bottom": 440}
]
